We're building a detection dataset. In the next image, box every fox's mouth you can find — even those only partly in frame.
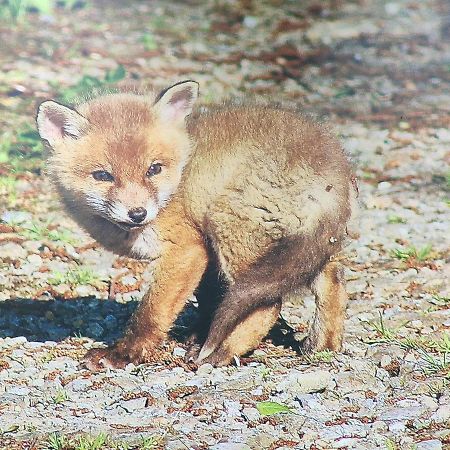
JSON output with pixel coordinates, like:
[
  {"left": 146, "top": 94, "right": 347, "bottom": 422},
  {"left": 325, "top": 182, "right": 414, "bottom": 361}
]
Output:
[{"left": 115, "top": 221, "right": 147, "bottom": 231}]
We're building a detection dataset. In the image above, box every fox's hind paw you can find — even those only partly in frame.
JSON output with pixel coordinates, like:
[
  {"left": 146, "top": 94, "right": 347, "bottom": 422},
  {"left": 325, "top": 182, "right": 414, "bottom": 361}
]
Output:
[{"left": 195, "top": 343, "right": 236, "bottom": 367}]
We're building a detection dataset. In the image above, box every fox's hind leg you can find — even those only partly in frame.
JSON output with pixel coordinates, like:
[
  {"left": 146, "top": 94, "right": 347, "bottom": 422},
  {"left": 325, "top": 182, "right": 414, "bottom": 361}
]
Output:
[
  {"left": 196, "top": 234, "right": 333, "bottom": 366},
  {"left": 300, "top": 261, "right": 347, "bottom": 353},
  {"left": 196, "top": 300, "right": 281, "bottom": 366}
]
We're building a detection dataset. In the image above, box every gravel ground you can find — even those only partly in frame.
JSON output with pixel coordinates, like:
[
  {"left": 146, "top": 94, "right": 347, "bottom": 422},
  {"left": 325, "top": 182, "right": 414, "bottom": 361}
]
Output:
[{"left": 0, "top": 0, "right": 449, "bottom": 449}]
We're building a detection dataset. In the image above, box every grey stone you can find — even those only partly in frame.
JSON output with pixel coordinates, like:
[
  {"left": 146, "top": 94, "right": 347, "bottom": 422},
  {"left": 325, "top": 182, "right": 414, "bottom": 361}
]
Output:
[
  {"left": 380, "top": 407, "right": 426, "bottom": 421},
  {"left": 0, "top": 242, "right": 27, "bottom": 259},
  {"left": 196, "top": 363, "right": 214, "bottom": 375},
  {"left": 242, "top": 407, "right": 260, "bottom": 422},
  {"left": 172, "top": 347, "right": 186, "bottom": 358},
  {"left": 431, "top": 405, "right": 450, "bottom": 423},
  {"left": 277, "top": 370, "right": 332, "bottom": 395},
  {"left": 1, "top": 210, "right": 32, "bottom": 224},
  {"left": 119, "top": 397, "right": 147, "bottom": 413},
  {"left": 66, "top": 379, "right": 92, "bottom": 392},
  {"left": 416, "top": 440, "right": 442, "bottom": 450},
  {"left": 210, "top": 444, "right": 251, "bottom": 450}
]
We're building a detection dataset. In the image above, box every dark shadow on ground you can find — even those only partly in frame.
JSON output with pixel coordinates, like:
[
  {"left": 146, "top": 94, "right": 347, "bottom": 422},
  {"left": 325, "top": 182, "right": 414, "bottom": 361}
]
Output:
[
  {"left": 0, "top": 297, "right": 301, "bottom": 350},
  {"left": 0, "top": 297, "right": 139, "bottom": 343},
  {"left": 0, "top": 297, "right": 197, "bottom": 344}
]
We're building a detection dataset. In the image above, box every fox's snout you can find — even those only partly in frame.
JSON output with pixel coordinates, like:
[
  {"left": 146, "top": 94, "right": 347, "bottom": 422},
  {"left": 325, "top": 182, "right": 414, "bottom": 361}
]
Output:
[{"left": 128, "top": 207, "right": 147, "bottom": 223}]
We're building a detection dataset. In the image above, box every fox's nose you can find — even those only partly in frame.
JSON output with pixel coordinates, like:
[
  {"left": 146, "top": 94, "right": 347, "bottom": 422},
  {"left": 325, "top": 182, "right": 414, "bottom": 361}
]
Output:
[{"left": 128, "top": 207, "right": 147, "bottom": 223}]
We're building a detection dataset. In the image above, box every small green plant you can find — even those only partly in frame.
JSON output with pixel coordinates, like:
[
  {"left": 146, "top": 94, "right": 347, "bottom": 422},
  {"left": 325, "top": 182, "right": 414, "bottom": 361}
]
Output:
[
  {"left": 0, "top": 124, "right": 44, "bottom": 172},
  {"left": 138, "top": 435, "right": 160, "bottom": 450},
  {"left": 417, "top": 348, "right": 449, "bottom": 379},
  {"left": 141, "top": 33, "right": 158, "bottom": 51},
  {"left": 391, "top": 244, "right": 433, "bottom": 262},
  {"left": 0, "top": 0, "right": 25, "bottom": 22},
  {"left": 304, "top": 349, "right": 335, "bottom": 363},
  {"left": 260, "top": 367, "right": 272, "bottom": 380},
  {"left": 42, "top": 432, "right": 160, "bottom": 450},
  {"left": 55, "top": 65, "right": 126, "bottom": 103},
  {"left": 387, "top": 215, "right": 407, "bottom": 224},
  {"left": 365, "top": 312, "right": 400, "bottom": 342},
  {"left": 75, "top": 433, "right": 107, "bottom": 450},
  {"left": 365, "top": 315, "right": 450, "bottom": 379},
  {"left": 334, "top": 86, "right": 356, "bottom": 98},
  {"left": 0, "top": 175, "right": 18, "bottom": 193},
  {"left": 52, "top": 389, "right": 69, "bottom": 404},
  {"left": 0, "top": 0, "right": 87, "bottom": 24},
  {"left": 150, "top": 15, "right": 167, "bottom": 30},
  {"left": 430, "top": 294, "right": 450, "bottom": 308},
  {"left": 46, "top": 432, "right": 71, "bottom": 450},
  {"left": 48, "top": 267, "right": 102, "bottom": 287},
  {"left": 19, "top": 221, "right": 76, "bottom": 244},
  {"left": 385, "top": 438, "right": 398, "bottom": 450}
]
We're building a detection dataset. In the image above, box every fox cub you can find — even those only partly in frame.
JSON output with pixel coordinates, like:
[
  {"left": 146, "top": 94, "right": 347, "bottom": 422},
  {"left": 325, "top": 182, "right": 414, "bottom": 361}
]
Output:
[{"left": 36, "top": 81, "right": 358, "bottom": 370}]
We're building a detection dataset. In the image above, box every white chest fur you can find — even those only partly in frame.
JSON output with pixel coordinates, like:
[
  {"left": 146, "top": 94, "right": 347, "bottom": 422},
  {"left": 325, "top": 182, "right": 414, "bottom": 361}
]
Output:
[{"left": 129, "top": 226, "right": 162, "bottom": 259}]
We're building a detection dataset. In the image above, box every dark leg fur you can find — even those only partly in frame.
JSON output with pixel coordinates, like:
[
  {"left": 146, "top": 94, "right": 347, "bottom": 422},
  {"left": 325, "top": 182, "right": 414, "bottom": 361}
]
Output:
[
  {"left": 185, "top": 261, "right": 226, "bottom": 359},
  {"left": 197, "top": 232, "right": 335, "bottom": 364}
]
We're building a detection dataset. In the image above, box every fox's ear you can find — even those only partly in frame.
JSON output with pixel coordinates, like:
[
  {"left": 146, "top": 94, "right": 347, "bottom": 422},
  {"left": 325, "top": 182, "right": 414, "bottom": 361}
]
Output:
[
  {"left": 154, "top": 80, "right": 199, "bottom": 124},
  {"left": 36, "top": 101, "right": 89, "bottom": 147}
]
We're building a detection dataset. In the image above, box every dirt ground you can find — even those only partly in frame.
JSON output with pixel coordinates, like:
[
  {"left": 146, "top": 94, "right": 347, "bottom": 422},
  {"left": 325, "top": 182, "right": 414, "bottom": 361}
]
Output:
[{"left": 0, "top": 0, "right": 449, "bottom": 449}]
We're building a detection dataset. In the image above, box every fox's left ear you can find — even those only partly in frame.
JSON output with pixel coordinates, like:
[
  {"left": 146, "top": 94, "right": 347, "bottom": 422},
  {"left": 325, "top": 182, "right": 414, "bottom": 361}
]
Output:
[
  {"left": 154, "top": 80, "right": 199, "bottom": 124},
  {"left": 36, "top": 101, "right": 89, "bottom": 148}
]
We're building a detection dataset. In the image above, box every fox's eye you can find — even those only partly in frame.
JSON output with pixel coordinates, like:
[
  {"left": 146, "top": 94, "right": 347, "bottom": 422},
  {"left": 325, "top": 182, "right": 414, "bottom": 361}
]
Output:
[
  {"left": 146, "top": 163, "right": 162, "bottom": 177},
  {"left": 92, "top": 170, "right": 114, "bottom": 182}
]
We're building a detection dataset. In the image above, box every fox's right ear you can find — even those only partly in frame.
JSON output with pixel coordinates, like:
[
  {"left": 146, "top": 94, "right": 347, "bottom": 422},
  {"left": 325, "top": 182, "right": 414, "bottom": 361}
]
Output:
[
  {"left": 36, "top": 101, "right": 89, "bottom": 148},
  {"left": 154, "top": 80, "right": 199, "bottom": 124}
]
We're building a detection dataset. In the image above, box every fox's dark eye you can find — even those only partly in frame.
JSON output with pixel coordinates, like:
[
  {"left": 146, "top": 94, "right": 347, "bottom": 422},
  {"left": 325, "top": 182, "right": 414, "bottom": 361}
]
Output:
[
  {"left": 92, "top": 170, "right": 114, "bottom": 182},
  {"left": 146, "top": 163, "right": 162, "bottom": 177}
]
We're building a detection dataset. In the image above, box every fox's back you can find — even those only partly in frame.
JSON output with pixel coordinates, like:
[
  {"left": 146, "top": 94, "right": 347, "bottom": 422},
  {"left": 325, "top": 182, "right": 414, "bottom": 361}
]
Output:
[{"left": 184, "top": 104, "right": 353, "bottom": 236}]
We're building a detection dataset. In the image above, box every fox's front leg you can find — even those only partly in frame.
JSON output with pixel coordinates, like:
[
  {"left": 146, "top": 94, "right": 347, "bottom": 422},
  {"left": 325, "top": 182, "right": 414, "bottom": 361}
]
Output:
[{"left": 83, "top": 223, "right": 208, "bottom": 370}]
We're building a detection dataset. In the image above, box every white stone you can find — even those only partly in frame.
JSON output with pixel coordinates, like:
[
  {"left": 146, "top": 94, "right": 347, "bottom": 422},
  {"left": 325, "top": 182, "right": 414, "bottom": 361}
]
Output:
[
  {"left": 242, "top": 407, "right": 260, "bottom": 422},
  {"left": 277, "top": 370, "right": 332, "bottom": 395},
  {"left": 172, "top": 347, "right": 186, "bottom": 358},
  {"left": 416, "top": 440, "right": 442, "bottom": 450},
  {"left": 431, "top": 405, "right": 450, "bottom": 423}
]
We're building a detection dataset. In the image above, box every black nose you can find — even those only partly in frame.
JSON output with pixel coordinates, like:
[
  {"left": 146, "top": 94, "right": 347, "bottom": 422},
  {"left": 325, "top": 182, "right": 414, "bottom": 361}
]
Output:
[{"left": 128, "top": 207, "right": 147, "bottom": 223}]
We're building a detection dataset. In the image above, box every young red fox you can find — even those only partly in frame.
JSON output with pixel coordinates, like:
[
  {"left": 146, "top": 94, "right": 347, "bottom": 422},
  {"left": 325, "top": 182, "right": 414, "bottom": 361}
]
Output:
[{"left": 36, "top": 81, "right": 358, "bottom": 370}]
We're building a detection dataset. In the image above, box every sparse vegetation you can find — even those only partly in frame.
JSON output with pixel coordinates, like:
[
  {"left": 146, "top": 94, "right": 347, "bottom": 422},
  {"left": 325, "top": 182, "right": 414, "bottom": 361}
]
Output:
[
  {"left": 390, "top": 244, "right": 434, "bottom": 263},
  {"left": 365, "top": 313, "right": 450, "bottom": 379},
  {"left": 18, "top": 221, "right": 76, "bottom": 244},
  {"left": 0, "top": 124, "right": 44, "bottom": 172},
  {"left": 43, "top": 433, "right": 161, "bottom": 450},
  {"left": 141, "top": 33, "right": 158, "bottom": 51},
  {"left": 387, "top": 215, "right": 407, "bottom": 224},
  {"left": 51, "top": 389, "right": 70, "bottom": 404},
  {"left": 53, "top": 65, "right": 126, "bottom": 104},
  {"left": 304, "top": 349, "right": 335, "bottom": 363},
  {"left": 48, "top": 267, "right": 103, "bottom": 287},
  {"left": 0, "top": 0, "right": 88, "bottom": 24}
]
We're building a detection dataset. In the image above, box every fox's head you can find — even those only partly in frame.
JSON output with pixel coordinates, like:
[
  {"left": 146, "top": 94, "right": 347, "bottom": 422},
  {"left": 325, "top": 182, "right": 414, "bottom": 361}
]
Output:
[{"left": 36, "top": 81, "right": 198, "bottom": 231}]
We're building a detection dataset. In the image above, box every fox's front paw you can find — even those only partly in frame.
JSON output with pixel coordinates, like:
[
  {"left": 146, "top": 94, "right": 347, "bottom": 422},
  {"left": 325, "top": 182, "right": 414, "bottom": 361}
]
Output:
[
  {"left": 82, "top": 340, "right": 156, "bottom": 371},
  {"left": 82, "top": 347, "right": 129, "bottom": 371}
]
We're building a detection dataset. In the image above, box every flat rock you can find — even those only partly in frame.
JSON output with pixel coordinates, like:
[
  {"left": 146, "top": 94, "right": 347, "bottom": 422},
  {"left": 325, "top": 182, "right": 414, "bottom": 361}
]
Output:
[{"left": 277, "top": 370, "right": 332, "bottom": 395}]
